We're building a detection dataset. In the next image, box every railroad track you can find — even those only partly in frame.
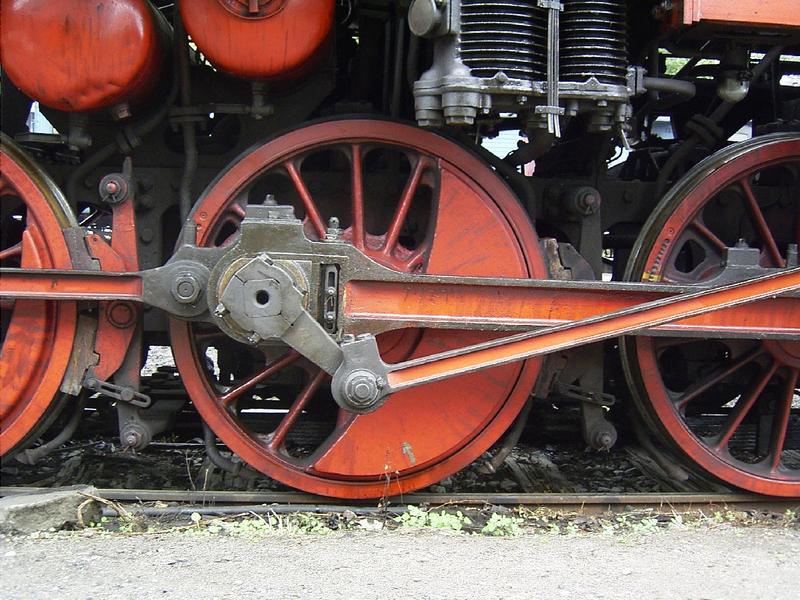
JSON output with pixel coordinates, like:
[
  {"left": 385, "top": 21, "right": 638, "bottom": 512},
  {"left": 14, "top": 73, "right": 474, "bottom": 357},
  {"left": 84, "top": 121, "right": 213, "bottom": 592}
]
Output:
[{"left": 2, "top": 487, "right": 797, "bottom": 516}]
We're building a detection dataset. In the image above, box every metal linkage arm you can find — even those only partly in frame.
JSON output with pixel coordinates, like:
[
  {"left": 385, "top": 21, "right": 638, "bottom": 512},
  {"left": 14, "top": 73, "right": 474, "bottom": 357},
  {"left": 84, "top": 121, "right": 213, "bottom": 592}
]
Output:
[
  {"left": 331, "top": 267, "right": 800, "bottom": 413},
  {"left": 0, "top": 258, "right": 213, "bottom": 319}
]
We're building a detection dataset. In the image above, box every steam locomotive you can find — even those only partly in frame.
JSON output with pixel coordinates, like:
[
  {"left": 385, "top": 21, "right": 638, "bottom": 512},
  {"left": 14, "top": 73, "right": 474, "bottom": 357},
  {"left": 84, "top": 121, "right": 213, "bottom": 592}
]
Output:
[{"left": 1, "top": 0, "right": 798, "bottom": 498}]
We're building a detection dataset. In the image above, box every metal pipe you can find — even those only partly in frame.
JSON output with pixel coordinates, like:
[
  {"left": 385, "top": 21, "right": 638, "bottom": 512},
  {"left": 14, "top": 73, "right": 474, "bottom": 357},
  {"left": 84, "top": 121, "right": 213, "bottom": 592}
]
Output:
[
  {"left": 14, "top": 395, "right": 87, "bottom": 465},
  {"left": 390, "top": 13, "right": 406, "bottom": 119},
  {"left": 654, "top": 46, "right": 784, "bottom": 198},
  {"left": 643, "top": 77, "right": 696, "bottom": 99},
  {"left": 202, "top": 423, "right": 242, "bottom": 476},
  {"left": 175, "top": 13, "right": 197, "bottom": 222},
  {"left": 65, "top": 48, "right": 180, "bottom": 205},
  {"left": 483, "top": 397, "right": 533, "bottom": 473}
]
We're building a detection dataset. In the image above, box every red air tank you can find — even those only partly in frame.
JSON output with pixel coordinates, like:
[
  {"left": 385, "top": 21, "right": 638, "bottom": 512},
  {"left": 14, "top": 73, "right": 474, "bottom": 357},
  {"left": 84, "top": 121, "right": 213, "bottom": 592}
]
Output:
[
  {"left": 0, "top": 0, "right": 169, "bottom": 113},
  {"left": 179, "top": 0, "right": 334, "bottom": 81}
]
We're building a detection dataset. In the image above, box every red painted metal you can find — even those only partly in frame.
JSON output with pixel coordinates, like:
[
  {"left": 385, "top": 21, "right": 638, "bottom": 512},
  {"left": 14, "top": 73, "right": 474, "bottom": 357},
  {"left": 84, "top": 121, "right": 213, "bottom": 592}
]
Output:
[
  {"left": 170, "top": 119, "right": 547, "bottom": 498},
  {"left": 0, "top": 138, "right": 77, "bottom": 456},
  {"left": 86, "top": 194, "right": 141, "bottom": 383},
  {"left": 0, "top": 0, "right": 168, "bottom": 113},
  {"left": 385, "top": 268, "right": 800, "bottom": 392},
  {"left": 344, "top": 280, "right": 800, "bottom": 337},
  {"left": 680, "top": 0, "right": 800, "bottom": 27},
  {"left": 179, "top": 0, "right": 334, "bottom": 80},
  {"left": 626, "top": 135, "right": 800, "bottom": 497},
  {"left": 0, "top": 270, "right": 143, "bottom": 301}
]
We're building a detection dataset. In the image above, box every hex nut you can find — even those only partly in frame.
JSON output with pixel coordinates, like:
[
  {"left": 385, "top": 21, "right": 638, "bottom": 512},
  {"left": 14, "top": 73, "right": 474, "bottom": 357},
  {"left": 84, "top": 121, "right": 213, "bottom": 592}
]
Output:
[
  {"left": 172, "top": 272, "right": 201, "bottom": 304},
  {"left": 343, "top": 370, "right": 381, "bottom": 408}
]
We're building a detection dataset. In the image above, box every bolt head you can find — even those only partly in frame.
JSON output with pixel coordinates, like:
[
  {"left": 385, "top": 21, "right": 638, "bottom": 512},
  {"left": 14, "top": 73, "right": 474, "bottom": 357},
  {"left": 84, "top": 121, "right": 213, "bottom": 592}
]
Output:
[
  {"left": 123, "top": 431, "right": 142, "bottom": 448},
  {"left": 247, "top": 332, "right": 262, "bottom": 345},
  {"left": 343, "top": 370, "right": 381, "bottom": 408},
  {"left": 172, "top": 272, "right": 201, "bottom": 304}
]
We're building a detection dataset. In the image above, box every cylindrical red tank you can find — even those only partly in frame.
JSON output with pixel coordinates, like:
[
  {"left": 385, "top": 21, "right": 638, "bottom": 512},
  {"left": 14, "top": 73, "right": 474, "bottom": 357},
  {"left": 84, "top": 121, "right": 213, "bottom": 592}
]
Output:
[
  {"left": 0, "top": 0, "right": 169, "bottom": 113},
  {"left": 179, "top": 0, "right": 334, "bottom": 81}
]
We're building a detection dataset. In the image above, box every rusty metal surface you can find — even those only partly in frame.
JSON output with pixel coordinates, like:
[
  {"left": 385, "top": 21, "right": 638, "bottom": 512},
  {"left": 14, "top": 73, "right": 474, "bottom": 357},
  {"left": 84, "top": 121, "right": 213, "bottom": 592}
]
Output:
[{"left": 2, "top": 486, "right": 797, "bottom": 514}]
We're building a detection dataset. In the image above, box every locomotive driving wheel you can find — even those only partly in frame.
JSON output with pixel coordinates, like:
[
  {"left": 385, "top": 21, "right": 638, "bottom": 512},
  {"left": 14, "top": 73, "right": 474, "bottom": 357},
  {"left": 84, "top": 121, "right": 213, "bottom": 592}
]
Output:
[
  {"left": 0, "top": 134, "right": 78, "bottom": 456},
  {"left": 623, "top": 133, "right": 800, "bottom": 496},
  {"left": 170, "top": 119, "right": 548, "bottom": 498}
]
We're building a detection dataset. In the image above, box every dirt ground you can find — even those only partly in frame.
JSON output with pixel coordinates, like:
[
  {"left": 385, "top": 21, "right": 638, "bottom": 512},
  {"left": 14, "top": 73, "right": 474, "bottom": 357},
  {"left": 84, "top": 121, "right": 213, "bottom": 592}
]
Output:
[{"left": 2, "top": 525, "right": 798, "bottom": 600}]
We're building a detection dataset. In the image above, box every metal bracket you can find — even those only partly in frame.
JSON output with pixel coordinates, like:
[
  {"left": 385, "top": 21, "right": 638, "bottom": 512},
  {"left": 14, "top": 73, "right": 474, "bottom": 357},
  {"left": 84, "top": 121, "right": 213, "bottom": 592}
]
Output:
[
  {"left": 554, "top": 381, "right": 615, "bottom": 408},
  {"left": 538, "top": 0, "right": 564, "bottom": 136},
  {"left": 84, "top": 371, "right": 151, "bottom": 408},
  {"left": 321, "top": 264, "right": 340, "bottom": 334},
  {"left": 537, "top": 0, "right": 564, "bottom": 10}
]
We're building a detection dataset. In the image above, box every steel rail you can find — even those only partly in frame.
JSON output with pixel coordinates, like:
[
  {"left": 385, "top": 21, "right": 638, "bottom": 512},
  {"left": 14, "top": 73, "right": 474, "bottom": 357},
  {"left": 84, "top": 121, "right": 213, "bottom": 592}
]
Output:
[{"left": 1, "top": 487, "right": 797, "bottom": 514}]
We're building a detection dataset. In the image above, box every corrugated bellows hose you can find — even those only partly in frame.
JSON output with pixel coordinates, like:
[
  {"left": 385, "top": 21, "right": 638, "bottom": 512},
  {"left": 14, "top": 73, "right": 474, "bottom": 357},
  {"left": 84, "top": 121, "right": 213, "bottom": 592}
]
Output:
[
  {"left": 560, "top": 0, "right": 628, "bottom": 85},
  {"left": 460, "top": 0, "right": 549, "bottom": 81}
]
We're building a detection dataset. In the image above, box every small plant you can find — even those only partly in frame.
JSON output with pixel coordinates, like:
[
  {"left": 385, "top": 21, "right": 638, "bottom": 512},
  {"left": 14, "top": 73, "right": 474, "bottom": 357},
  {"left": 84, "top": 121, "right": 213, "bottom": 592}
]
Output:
[
  {"left": 395, "top": 505, "right": 429, "bottom": 528},
  {"left": 481, "top": 513, "right": 522, "bottom": 537},
  {"left": 394, "top": 506, "right": 471, "bottom": 532}
]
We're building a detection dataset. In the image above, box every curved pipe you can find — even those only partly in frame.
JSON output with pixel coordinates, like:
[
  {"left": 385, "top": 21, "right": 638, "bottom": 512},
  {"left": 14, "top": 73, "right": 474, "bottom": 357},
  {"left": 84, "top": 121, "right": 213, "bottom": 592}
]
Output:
[
  {"left": 654, "top": 46, "right": 784, "bottom": 198},
  {"left": 15, "top": 395, "right": 87, "bottom": 465}
]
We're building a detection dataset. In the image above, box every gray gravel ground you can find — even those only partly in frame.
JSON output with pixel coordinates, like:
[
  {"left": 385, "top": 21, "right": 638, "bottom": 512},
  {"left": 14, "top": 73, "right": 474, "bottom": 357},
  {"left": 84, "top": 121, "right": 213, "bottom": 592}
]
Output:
[{"left": 2, "top": 526, "right": 798, "bottom": 600}]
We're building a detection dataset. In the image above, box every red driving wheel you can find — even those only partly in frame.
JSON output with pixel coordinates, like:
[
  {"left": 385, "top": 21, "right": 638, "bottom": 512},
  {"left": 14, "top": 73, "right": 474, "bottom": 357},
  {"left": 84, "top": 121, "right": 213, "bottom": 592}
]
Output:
[
  {"left": 171, "top": 119, "right": 547, "bottom": 498},
  {"left": 0, "top": 134, "right": 78, "bottom": 456},
  {"left": 623, "top": 133, "right": 800, "bottom": 496}
]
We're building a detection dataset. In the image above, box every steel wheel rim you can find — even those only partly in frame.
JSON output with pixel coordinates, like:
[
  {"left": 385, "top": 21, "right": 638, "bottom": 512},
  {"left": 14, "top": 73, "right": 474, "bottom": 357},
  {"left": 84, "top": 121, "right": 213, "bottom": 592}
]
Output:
[
  {"left": 171, "top": 119, "right": 547, "bottom": 498},
  {"left": 0, "top": 135, "right": 77, "bottom": 456},
  {"left": 623, "top": 133, "right": 800, "bottom": 496}
]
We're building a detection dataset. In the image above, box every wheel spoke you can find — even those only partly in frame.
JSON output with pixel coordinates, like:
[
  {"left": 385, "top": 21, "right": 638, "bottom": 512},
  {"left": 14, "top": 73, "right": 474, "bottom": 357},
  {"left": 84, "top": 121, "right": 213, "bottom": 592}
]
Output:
[
  {"left": 229, "top": 203, "right": 246, "bottom": 219},
  {"left": 676, "top": 346, "right": 764, "bottom": 411},
  {"left": 0, "top": 242, "right": 22, "bottom": 262},
  {"left": 713, "top": 361, "right": 779, "bottom": 451},
  {"left": 739, "top": 178, "right": 784, "bottom": 267},
  {"left": 220, "top": 350, "right": 301, "bottom": 407},
  {"left": 382, "top": 158, "right": 426, "bottom": 256},
  {"left": 285, "top": 160, "right": 326, "bottom": 238},
  {"left": 689, "top": 219, "right": 728, "bottom": 254},
  {"left": 268, "top": 369, "right": 326, "bottom": 450},
  {"left": 350, "top": 144, "right": 365, "bottom": 250},
  {"left": 768, "top": 368, "right": 798, "bottom": 472},
  {"left": 400, "top": 245, "right": 428, "bottom": 271}
]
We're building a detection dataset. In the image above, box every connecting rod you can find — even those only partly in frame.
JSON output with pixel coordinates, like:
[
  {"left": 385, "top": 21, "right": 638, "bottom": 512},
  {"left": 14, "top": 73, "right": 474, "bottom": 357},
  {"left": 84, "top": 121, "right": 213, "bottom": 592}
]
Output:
[{"left": 331, "top": 267, "right": 800, "bottom": 412}]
